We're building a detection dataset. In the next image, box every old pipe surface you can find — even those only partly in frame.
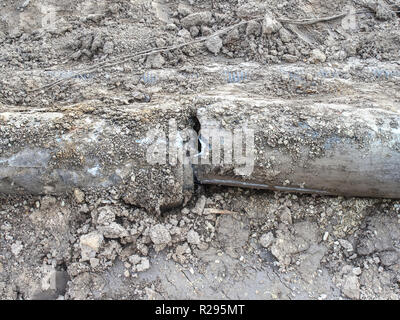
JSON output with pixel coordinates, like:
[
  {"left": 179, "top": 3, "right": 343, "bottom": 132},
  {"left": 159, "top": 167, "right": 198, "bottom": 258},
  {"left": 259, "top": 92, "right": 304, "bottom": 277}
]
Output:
[{"left": 194, "top": 97, "right": 400, "bottom": 199}]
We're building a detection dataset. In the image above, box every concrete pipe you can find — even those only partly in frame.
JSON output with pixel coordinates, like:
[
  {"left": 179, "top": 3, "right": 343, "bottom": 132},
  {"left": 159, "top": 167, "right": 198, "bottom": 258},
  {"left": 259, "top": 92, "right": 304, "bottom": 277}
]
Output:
[
  {"left": 0, "top": 103, "right": 195, "bottom": 213},
  {"left": 194, "top": 96, "right": 400, "bottom": 199}
]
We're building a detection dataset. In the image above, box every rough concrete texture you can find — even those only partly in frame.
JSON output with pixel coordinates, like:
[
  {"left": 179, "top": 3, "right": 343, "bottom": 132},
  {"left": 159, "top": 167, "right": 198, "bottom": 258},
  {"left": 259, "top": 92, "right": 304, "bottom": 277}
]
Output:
[{"left": 1, "top": 0, "right": 400, "bottom": 300}]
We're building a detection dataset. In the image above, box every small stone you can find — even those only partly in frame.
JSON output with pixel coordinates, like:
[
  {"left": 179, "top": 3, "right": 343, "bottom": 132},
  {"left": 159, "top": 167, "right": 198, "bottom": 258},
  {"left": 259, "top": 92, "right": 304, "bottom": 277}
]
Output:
[
  {"left": 103, "top": 41, "right": 114, "bottom": 55},
  {"left": 205, "top": 36, "right": 222, "bottom": 55},
  {"left": 132, "top": 91, "right": 151, "bottom": 102},
  {"left": 129, "top": 255, "right": 150, "bottom": 273},
  {"left": 73, "top": 189, "right": 85, "bottom": 203},
  {"left": 375, "top": 3, "right": 396, "bottom": 20},
  {"left": 200, "top": 25, "right": 212, "bottom": 36},
  {"left": 98, "top": 222, "right": 128, "bottom": 239},
  {"left": 224, "top": 28, "right": 240, "bottom": 44},
  {"left": 178, "top": 28, "right": 191, "bottom": 39},
  {"left": 40, "top": 196, "right": 57, "bottom": 210},
  {"left": 282, "top": 54, "right": 298, "bottom": 63},
  {"left": 187, "top": 229, "right": 201, "bottom": 245},
  {"left": 279, "top": 206, "right": 292, "bottom": 224},
  {"left": 177, "top": 3, "right": 192, "bottom": 17},
  {"left": 11, "top": 241, "right": 23, "bottom": 256},
  {"left": 89, "top": 258, "right": 99, "bottom": 268},
  {"left": 190, "top": 26, "right": 199, "bottom": 37},
  {"left": 342, "top": 274, "right": 360, "bottom": 299},
  {"left": 166, "top": 23, "right": 178, "bottom": 31},
  {"left": 136, "top": 258, "right": 150, "bottom": 272},
  {"left": 279, "top": 28, "right": 292, "bottom": 43},
  {"left": 80, "top": 232, "right": 103, "bottom": 261},
  {"left": 67, "top": 262, "right": 90, "bottom": 277},
  {"left": 352, "top": 267, "right": 362, "bottom": 276},
  {"left": 128, "top": 255, "right": 141, "bottom": 265},
  {"left": 137, "top": 243, "right": 149, "bottom": 256},
  {"left": 262, "top": 12, "right": 281, "bottom": 35},
  {"left": 146, "top": 53, "right": 165, "bottom": 69},
  {"left": 379, "top": 251, "right": 399, "bottom": 266},
  {"left": 197, "top": 242, "right": 209, "bottom": 251},
  {"left": 149, "top": 224, "right": 171, "bottom": 245},
  {"left": 339, "top": 239, "right": 353, "bottom": 252},
  {"left": 192, "top": 196, "right": 206, "bottom": 215},
  {"left": 246, "top": 21, "right": 261, "bottom": 36},
  {"left": 96, "top": 206, "right": 116, "bottom": 225},
  {"left": 259, "top": 232, "right": 274, "bottom": 248},
  {"left": 91, "top": 34, "right": 103, "bottom": 52},
  {"left": 181, "top": 12, "right": 212, "bottom": 28},
  {"left": 176, "top": 243, "right": 191, "bottom": 258},
  {"left": 155, "top": 38, "right": 166, "bottom": 48},
  {"left": 310, "top": 49, "right": 326, "bottom": 63},
  {"left": 79, "top": 204, "right": 90, "bottom": 214}
]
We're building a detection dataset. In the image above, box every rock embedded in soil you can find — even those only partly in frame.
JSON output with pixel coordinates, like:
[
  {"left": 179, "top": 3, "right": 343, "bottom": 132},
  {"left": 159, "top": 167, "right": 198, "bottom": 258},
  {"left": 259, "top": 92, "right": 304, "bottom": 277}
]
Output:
[
  {"left": 310, "top": 49, "right": 327, "bottom": 63},
  {"left": 187, "top": 229, "right": 201, "bottom": 245},
  {"left": 181, "top": 11, "right": 212, "bottom": 28},
  {"left": 80, "top": 232, "right": 104, "bottom": 261},
  {"left": 259, "top": 232, "right": 275, "bottom": 248},
  {"left": 246, "top": 21, "right": 261, "bottom": 36},
  {"left": 73, "top": 189, "right": 85, "bottom": 204},
  {"left": 342, "top": 274, "right": 360, "bottom": 299},
  {"left": 98, "top": 222, "right": 128, "bottom": 239},
  {"left": 150, "top": 224, "right": 172, "bottom": 245},
  {"left": 262, "top": 12, "right": 281, "bottom": 35},
  {"left": 205, "top": 35, "right": 223, "bottom": 55}
]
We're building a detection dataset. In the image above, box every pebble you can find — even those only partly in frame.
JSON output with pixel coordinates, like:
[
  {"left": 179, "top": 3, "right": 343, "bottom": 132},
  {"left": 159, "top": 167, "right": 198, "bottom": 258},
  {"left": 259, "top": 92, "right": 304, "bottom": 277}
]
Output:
[
  {"left": 342, "top": 274, "right": 360, "bottom": 299},
  {"left": 259, "top": 232, "right": 274, "bottom": 248},
  {"left": 262, "top": 12, "right": 281, "bottom": 35},
  {"left": 205, "top": 36, "right": 223, "bottom": 55},
  {"left": 80, "top": 232, "right": 103, "bottom": 261},
  {"left": 150, "top": 224, "right": 171, "bottom": 245},
  {"left": 11, "top": 241, "right": 23, "bottom": 256},
  {"left": 187, "top": 229, "right": 201, "bottom": 245},
  {"left": 310, "top": 49, "right": 327, "bottom": 63},
  {"left": 181, "top": 12, "right": 212, "bottom": 28}
]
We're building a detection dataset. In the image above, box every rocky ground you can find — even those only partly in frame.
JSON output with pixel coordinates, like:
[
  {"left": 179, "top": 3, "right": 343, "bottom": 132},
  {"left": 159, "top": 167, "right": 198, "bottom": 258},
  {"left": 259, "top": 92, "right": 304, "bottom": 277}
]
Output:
[{"left": 1, "top": 0, "right": 400, "bottom": 300}]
